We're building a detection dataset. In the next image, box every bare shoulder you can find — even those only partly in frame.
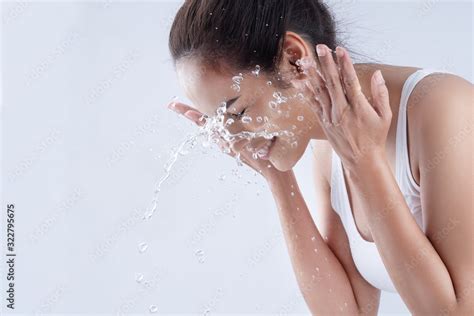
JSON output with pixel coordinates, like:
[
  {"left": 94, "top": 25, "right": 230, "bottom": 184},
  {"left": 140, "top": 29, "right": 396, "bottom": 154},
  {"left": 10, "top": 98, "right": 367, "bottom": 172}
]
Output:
[
  {"left": 408, "top": 71, "right": 472, "bottom": 111},
  {"left": 409, "top": 72, "right": 473, "bottom": 143},
  {"left": 406, "top": 72, "right": 473, "bottom": 183}
]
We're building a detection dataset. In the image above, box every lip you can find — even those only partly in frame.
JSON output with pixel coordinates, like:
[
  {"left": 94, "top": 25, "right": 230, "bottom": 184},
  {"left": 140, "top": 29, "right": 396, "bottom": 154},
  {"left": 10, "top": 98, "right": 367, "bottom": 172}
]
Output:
[{"left": 256, "top": 137, "right": 276, "bottom": 160}]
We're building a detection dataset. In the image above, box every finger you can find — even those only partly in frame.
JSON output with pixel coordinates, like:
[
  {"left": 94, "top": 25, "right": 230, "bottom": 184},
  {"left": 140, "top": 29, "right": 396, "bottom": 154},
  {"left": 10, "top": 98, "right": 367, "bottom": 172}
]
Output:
[
  {"left": 168, "top": 101, "right": 195, "bottom": 114},
  {"left": 183, "top": 110, "right": 207, "bottom": 126},
  {"left": 335, "top": 46, "right": 366, "bottom": 109},
  {"left": 168, "top": 102, "right": 207, "bottom": 126},
  {"left": 214, "top": 134, "right": 237, "bottom": 157},
  {"left": 303, "top": 61, "right": 332, "bottom": 124},
  {"left": 370, "top": 70, "right": 391, "bottom": 118},
  {"left": 230, "top": 138, "right": 251, "bottom": 155},
  {"left": 316, "top": 44, "right": 349, "bottom": 120},
  {"left": 299, "top": 80, "right": 324, "bottom": 120}
]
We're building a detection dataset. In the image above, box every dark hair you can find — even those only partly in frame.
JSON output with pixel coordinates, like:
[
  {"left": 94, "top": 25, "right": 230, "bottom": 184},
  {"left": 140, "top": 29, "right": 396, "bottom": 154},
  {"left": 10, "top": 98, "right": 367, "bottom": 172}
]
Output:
[{"left": 169, "top": 0, "right": 341, "bottom": 82}]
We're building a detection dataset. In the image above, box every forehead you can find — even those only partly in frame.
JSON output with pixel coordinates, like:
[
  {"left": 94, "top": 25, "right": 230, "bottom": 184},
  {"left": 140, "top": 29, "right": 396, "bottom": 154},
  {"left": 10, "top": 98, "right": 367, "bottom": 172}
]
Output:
[{"left": 176, "top": 59, "right": 255, "bottom": 116}]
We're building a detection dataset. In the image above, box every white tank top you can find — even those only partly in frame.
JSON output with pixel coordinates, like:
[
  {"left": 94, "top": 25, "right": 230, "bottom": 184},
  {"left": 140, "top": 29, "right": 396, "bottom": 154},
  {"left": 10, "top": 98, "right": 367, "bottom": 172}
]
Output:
[{"left": 329, "top": 68, "right": 453, "bottom": 293}]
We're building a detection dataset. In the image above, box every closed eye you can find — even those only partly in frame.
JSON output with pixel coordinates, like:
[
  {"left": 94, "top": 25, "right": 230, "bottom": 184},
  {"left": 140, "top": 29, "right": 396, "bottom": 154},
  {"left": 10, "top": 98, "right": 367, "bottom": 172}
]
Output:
[{"left": 230, "top": 108, "right": 247, "bottom": 119}]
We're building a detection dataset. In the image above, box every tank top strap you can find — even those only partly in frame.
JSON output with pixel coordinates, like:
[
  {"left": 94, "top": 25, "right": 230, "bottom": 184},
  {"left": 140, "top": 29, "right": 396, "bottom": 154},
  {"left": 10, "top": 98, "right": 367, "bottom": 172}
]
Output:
[{"left": 395, "top": 68, "right": 455, "bottom": 189}]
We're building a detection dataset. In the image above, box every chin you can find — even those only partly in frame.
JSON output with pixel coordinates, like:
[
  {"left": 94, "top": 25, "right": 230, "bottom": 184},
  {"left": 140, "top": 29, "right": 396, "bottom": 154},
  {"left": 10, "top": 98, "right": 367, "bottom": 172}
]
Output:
[
  {"left": 270, "top": 138, "right": 308, "bottom": 172},
  {"left": 272, "top": 161, "right": 293, "bottom": 172}
]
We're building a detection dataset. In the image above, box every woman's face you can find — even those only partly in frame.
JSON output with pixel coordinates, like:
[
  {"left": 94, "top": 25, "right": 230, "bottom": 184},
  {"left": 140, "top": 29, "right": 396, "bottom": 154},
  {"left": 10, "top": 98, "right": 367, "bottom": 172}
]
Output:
[{"left": 176, "top": 58, "right": 319, "bottom": 172}]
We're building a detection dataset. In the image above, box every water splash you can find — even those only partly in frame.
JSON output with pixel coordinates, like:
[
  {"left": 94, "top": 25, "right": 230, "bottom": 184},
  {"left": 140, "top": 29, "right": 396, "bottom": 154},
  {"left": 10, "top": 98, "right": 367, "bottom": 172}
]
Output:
[
  {"left": 144, "top": 87, "right": 294, "bottom": 222},
  {"left": 143, "top": 132, "right": 202, "bottom": 221}
]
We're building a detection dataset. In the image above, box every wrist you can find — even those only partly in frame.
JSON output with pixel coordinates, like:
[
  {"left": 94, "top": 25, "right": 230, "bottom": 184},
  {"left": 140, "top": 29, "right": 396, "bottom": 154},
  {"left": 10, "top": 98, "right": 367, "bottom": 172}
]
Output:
[
  {"left": 345, "top": 150, "right": 389, "bottom": 181},
  {"left": 266, "top": 169, "right": 295, "bottom": 191}
]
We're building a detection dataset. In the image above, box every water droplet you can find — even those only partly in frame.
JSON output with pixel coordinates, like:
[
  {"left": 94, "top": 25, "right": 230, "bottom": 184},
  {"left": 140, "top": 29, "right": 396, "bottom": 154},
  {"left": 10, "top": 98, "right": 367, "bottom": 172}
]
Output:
[
  {"left": 225, "top": 118, "right": 235, "bottom": 126},
  {"left": 231, "top": 74, "right": 243, "bottom": 92},
  {"left": 252, "top": 65, "right": 261, "bottom": 77},
  {"left": 215, "top": 27, "right": 219, "bottom": 30},
  {"left": 344, "top": 302, "right": 348, "bottom": 307},
  {"left": 311, "top": 236, "right": 316, "bottom": 241},
  {"left": 314, "top": 248, "right": 318, "bottom": 253},
  {"left": 256, "top": 116, "right": 263, "bottom": 123},
  {"left": 252, "top": 152, "right": 258, "bottom": 160},
  {"left": 267, "top": 81, "right": 272, "bottom": 86},
  {"left": 209, "top": 12, "right": 213, "bottom": 15},
  {"left": 149, "top": 305, "right": 158, "bottom": 313},
  {"left": 195, "top": 249, "right": 205, "bottom": 263},
  {"left": 241, "top": 116, "right": 252, "bottom": 124},
  {"left": 267, "top": 164, "right": 272, "bottom": 168},
  {"left": 136, "top": 273, "right": 144, "bottom": 283},
  {"left": 297, "top": 116, "right": 304, "bottom": 121},
  {"left": 290, "top": 191, "right": 295, "bottom": 196},
  {"left": 291, "top": 141, "right": 298, "bottom": 148},
  {"left": 265, "top": 23, "right": 269, "bottom": 27},
  {"left": 268, "top": 101, "right": 278, "bottom": 110},
  {"left": 315, "top": 266, "right": 319, "bottom": 272},
  {"left": 138, "top": 242, "right": 148, "bottom": 253}
]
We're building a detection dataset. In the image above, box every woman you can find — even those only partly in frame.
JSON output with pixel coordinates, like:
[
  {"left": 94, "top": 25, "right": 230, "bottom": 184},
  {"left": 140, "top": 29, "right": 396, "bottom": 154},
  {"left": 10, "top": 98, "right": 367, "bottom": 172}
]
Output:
[{"left": 167, "top": 0, "right": 473, "bottom": 314}]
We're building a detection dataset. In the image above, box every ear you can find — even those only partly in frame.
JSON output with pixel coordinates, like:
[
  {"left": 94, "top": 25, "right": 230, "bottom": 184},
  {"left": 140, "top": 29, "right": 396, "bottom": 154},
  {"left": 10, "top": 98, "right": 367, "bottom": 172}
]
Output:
[{"left": 279, "top": 31, "right": 316, "bottom": 88}]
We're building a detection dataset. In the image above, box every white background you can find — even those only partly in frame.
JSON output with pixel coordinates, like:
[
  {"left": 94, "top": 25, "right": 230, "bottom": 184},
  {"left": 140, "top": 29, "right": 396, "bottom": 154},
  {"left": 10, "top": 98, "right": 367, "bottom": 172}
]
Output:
[{"left": 1, "top": 0, "right": 472, "bottom": 314}]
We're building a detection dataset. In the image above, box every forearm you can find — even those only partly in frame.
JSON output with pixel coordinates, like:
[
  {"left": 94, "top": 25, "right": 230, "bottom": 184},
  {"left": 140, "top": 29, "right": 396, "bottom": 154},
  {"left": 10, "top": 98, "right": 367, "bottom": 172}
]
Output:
[
  {"left": 268, "top": 171, "right": 360, "bottom": 315},
  {"left": 347, "top": 153, "right": 457, "bottom": 314}
]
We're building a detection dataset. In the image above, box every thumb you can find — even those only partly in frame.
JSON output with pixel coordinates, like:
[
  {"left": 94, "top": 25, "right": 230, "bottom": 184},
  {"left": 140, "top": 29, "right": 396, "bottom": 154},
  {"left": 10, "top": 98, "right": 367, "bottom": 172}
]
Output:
[{"left": 370, "top": 70, "right": 391, "bottom": 118}]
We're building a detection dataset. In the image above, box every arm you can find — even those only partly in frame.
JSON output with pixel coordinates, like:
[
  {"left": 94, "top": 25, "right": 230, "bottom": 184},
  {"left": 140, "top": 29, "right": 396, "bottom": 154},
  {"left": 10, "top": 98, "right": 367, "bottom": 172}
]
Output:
[
  {"left": 311, "top": 140, "right": 381, "bottom": 316},
  {"left": 268, "top": 170, "right": 360, "bottom": 315},
  {"left": 345, "top": 76, "right": 474, "bottom": 315}
]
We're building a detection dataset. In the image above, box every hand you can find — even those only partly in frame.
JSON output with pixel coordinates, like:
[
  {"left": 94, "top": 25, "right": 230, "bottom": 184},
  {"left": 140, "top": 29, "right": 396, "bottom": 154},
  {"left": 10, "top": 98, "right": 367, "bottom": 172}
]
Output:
[
  {"left": 167, "top": 101, "right": 289, "bottom": 182},
  {"left": 298, "top": 45, "right": 392, "bottom": 173}
]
